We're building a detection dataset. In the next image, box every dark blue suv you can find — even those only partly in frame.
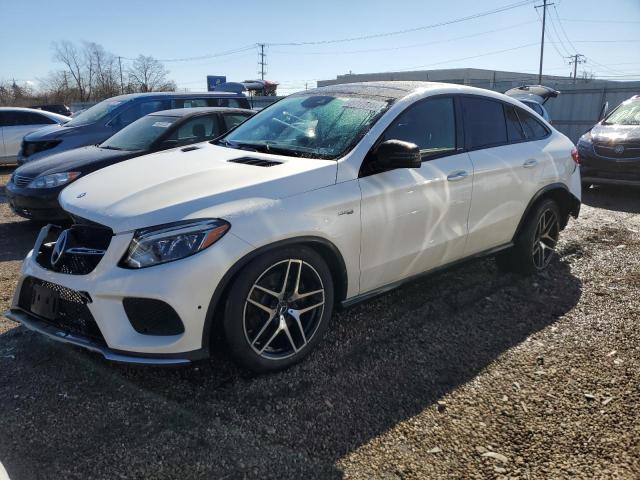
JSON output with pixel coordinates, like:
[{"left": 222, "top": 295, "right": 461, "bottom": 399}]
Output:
[{"left": 17, "top": 92, "right": 250, "bottom": 164}]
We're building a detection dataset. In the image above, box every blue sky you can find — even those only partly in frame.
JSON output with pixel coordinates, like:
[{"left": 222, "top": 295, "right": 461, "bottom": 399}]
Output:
[{"left": 1, "top": 0, "right": 639, "bottom": 94}]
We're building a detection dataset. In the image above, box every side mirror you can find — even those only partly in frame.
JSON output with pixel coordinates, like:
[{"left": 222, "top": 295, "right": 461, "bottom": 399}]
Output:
[{"left": 374, "top": 140, "right": 421, "bottom": 170}]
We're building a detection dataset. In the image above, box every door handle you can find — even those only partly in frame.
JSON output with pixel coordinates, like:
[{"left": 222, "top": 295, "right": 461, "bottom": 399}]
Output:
[
  {"left": 447, "top": 170, "right": 469, "bottom": 182},
  {"left": 523, "top": 159, "right": 538, "bottom": 168}
]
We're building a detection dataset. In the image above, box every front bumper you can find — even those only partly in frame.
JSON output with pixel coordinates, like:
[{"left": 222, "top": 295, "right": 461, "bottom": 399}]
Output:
[
  {"left": 580, "top": 150, "right": 640, "bottom": 186},
  {"left": 5, "top": 182, "right": 68, "bottom": 220},
  {"left": 8, "top": 223, "right": 254, "bottom": 363},
  {"left": 4, "top": 309, "right": 193, "bottom": 365}
]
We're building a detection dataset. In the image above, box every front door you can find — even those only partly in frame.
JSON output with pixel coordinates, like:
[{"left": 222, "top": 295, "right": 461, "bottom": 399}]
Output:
[{"left": 358, "top": 96, "right": 473, "bottom": 293}]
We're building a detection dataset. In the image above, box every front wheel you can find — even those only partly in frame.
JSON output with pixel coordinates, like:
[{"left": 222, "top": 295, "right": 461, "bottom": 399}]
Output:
[
  {"left": 223, "top": 247, "right": 334, "bottom": 372},
  {"left": 496, "top": 199, "right": 561, "bottom": 275}
]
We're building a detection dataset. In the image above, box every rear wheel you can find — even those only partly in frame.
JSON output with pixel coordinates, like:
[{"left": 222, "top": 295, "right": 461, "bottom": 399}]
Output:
[
  {"left": 496, "top": 199, "right": 560, "bottom": 274},
  {"left": 223, "top": 247, "right": 334, "bottom": 372}
]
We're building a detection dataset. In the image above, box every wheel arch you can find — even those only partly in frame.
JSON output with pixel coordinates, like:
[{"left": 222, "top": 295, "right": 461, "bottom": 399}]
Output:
[
  {"left": 513, "top": 183, "right": 581, "bottom": 241},
  {"left": 200, "top": 236, "right": 349, "bottom": 353}
]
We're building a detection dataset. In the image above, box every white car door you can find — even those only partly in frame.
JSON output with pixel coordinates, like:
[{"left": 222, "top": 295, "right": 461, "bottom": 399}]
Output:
[
  {"left": 358, "top": 96, "right": 473, "bottom": 293},
  {"left": 461, "top": 97, "right": 547, "bottom": 256},
  {"left": 3, "top": 111, "right": 55, "bottom": 161}
]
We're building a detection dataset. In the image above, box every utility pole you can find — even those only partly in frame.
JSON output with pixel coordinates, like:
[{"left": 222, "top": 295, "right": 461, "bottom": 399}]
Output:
[
  {"left": 257, "top": 44, "right": 267, "bottom": 80},
  {"left": 567, "top": 54, "right": 586, "bottom": 82},
  {"left": 118, "top": 56, "right": 124, "bottom": 94},
  {"left": 535, "top": 0, "right": 553, "bottom": 84}
]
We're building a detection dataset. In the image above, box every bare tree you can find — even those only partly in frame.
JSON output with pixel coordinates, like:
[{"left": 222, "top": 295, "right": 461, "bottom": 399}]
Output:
[
  {"left": 127, "top": 55, "right": 174, "bottom": 92},
  {"left": 52, "top": 40, "right": 90, "bottom": 101}
]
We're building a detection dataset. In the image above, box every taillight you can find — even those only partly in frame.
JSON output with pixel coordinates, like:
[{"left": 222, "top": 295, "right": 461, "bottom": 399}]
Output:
[{"left": 571, "top": 147, "right": 581, "bottom": 165}]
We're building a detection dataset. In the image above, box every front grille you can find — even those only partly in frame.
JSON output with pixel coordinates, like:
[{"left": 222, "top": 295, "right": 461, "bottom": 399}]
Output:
[
  {"left": 593, "top": 142, "right": 640, "bottom": 160},
  {"left": 18, "top": 276, "right": 105, "bottom": 345},
  {"left": 21, "top": 139, "right": 61, "bottom": 158},
  {"left": 12, "top": 174, "right": 33, "bottom": 188},
  {"left": 36, "top": 223, "right": 113, "bottom": 275}
]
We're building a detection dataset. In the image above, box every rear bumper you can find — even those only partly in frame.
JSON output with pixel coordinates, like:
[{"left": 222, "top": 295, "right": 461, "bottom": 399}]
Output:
[{"left": 4, "top": 308, "right": 198, "bottom": 365}]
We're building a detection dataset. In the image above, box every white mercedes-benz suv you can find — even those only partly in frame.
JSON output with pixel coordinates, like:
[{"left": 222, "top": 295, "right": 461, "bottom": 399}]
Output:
[{"left": 6, "top": 82, "right": 581, "bottom": 372}]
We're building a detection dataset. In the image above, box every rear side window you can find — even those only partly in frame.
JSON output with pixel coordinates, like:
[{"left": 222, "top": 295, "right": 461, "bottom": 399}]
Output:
[
  {"left": 6, "top": 111, "right": 55, "bottom": 126},
  {"left": 112, "top": 100, "right": 171, "bottom": 128},
  {"left": 461, "top": 97, "right": 507, "bottom": 149},
  {"left": 222, "top": 113, "right": 251, "bottom": 130},
  {"left": 504, "top": 105, "right": 525, "bottom": 142},
  {"left": 517, "top": 108, "right": 549, "bottom": 140},
  {"left": 382, "top": 97, "right": 456, "bottom": 159},
  {"left": 523, "top": 101, "right": 544, "bottom": 117},
  {"left": 206, "top": 98, "right": 245, "bottom": 108}
]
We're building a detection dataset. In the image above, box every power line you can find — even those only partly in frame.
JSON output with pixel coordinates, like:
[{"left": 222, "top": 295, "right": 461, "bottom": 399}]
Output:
[
  {"left": 270, "top": 21, "right": 538, "bottom": 56},
  {"left": 394, "top": 42, "right": 539, "bottom": 72},
  {"left": 567, "top": 54, "right": 586, "bottom": 81},
  {"left": 267, "top": 0, "right": 536, "bottom": 46},
  {"left": 558, "top": 18, "right": 640, "bottom": 24}
]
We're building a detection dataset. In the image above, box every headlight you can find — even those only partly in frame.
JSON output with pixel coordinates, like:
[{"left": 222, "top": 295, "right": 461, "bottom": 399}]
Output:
[
  {"left": 577, "top": 133, "right": 593, "bottom": 152},
  {"left": 28, "top": 172, "right": 80, "bottom": 189},
  {"left": 120, "top": 219, "right": 230, "bottom": 269}
]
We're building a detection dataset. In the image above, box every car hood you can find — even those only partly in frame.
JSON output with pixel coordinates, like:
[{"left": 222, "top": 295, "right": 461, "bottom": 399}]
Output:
[
  {"left": 14, "top": 146, "right": 135, "bottom": 178},
  {"left": 60, "top": 143, "right": 338, "bottom": 233},
  {"left": 589, "top": 123, "right": 640, "bottom": 143},
  {"left": 23, "top": 123, "right": 86, "bottom": 141}
]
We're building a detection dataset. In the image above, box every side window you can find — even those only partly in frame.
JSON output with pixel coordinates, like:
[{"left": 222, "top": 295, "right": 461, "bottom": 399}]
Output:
[
  {"left": 461, "top": 97, "right": 508, "bottom": 149},
  {"left": 504, "top": 105, "right": 525, "bottom": 142},
  {"left": 0, "top": 112, "right": 10, "bottom": 127},
  {"left": 10, "top": 111, "right": 54, "bottom": 126},
  {"left": 524, "top": 101, "right": 544, "bottom": 116},
  {"left": 222, "top": 113, "right": 250, "bottom": 131},
  {"left": 112, "top": 100, "right": 169, "bottom": 128},
  {"left": 163, "top": 116, "right": 222, "bottom": 147},
  {"left": 382, "top": 97, "right": 456, "bottom": 159},
  {"left": 517, "top": 108, "right": 549, "bottom": 140},
  {"left": 174, "top": 98, "right": 208, "bottom": 108}
]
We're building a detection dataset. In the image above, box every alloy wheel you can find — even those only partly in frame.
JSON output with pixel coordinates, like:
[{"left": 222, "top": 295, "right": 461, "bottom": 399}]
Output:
[
  {"left": 243, "top": 259, "right": 325, "bottom": 360},
  {"left": 532, "top": 208, "right": 559, "bottom": 269}
]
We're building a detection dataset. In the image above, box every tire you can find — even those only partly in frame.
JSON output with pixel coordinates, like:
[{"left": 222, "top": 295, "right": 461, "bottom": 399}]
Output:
[
  {"left": 496, "top": 198, "right": 561, "bottom": 275},
  {"left": 223, "top": 246, "right": 334, "bottom": 372}
]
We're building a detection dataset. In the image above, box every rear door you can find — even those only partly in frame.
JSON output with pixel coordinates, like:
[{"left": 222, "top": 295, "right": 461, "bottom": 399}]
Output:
[
  {"left": 3, "top": 111, "right": 55, "bottom": 160},
  {"left": 461, "top": 97, "right": 547, "bottom": 255},
  {"left": 358, "top": 96, "right": 474, "bottom": 292}
]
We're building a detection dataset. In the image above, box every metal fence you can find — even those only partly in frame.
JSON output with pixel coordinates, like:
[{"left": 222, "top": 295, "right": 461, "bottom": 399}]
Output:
[{"left": 540, "top": 85, "right": 640, "bottom": 142}]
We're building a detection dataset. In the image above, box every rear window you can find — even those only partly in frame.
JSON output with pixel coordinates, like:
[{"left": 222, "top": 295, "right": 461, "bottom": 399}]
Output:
[{"left": 461, "top": 97, "right": 508, "bottom": 149}]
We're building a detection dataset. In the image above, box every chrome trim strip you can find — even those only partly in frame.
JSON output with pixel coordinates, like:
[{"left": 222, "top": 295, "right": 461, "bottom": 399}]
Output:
[{"left": 3, "top": 309, "right": 191, "bottom": 365}]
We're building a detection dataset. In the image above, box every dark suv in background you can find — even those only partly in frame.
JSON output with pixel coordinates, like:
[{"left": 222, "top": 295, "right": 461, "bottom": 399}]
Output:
[
  {"left": 579, "top": 95, "right": 640, "bottom": 187},
  {"left": 18, "top": 92, "right": 250, "bottom": 164},
  {"left": 29, "top": 104, "right": 73, "bottom": 117}
]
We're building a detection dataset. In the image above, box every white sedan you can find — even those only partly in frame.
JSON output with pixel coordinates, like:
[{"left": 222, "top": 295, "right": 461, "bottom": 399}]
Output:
[
  {"left": 0, "top": 107, "right": 69, "bottom": 165},
  {"left": 6, "top": 82, "right": 581, "bottom": 372}
]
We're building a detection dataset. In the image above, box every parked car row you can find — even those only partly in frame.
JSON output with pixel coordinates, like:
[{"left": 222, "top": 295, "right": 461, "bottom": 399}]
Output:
[
  {"left": 6, "top": 107, "right": 254, "bottom": 220},
  {"left": 4, "top": 81, "right": 583, "bottom": 373}
]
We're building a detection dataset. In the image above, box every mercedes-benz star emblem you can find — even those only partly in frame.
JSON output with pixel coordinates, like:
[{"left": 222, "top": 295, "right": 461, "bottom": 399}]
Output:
[
  {"left": 51, "top": 230, "right": 69, "bottom": 268},
  {"left": 614, "top": 145, "right": 625, "bottom": 155},
  {"left": 76, "top": 192, "right": 87, "bottom": 198}
]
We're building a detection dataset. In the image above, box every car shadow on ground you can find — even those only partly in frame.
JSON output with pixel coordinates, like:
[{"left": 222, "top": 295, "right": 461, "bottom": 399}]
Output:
[
  {"left": 0, "top": 220, "right": 42, "bottom": 262},
  {"left": 582, "top": 185, "right": 640, "bottom": 214},
  {"left": 0, "top": 253, "right": 582, "bottom": 479}
]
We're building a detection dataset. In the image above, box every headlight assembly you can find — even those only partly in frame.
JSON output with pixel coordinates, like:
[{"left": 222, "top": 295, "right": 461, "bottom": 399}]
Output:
[
  {"left": 120, "top": 219, "right": 230, "bottom": 269},
  {"left": 28, "top": 172, "right": 80, "bottom": 189}
]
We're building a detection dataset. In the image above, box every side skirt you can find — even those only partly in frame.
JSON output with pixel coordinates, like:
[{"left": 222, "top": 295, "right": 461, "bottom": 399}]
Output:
[{"left": 339, "top": 243, "right": 513, "bottom": 309}]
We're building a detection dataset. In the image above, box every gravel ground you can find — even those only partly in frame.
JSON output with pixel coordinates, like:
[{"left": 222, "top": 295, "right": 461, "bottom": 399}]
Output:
[{"left": 0, "top": 165, "right": 639, "bottom": 479}]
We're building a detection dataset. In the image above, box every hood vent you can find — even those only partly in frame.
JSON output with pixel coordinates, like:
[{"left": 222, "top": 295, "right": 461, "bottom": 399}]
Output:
[{"left": 228, "top": 157, "right": 282, "bottom": 167}]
